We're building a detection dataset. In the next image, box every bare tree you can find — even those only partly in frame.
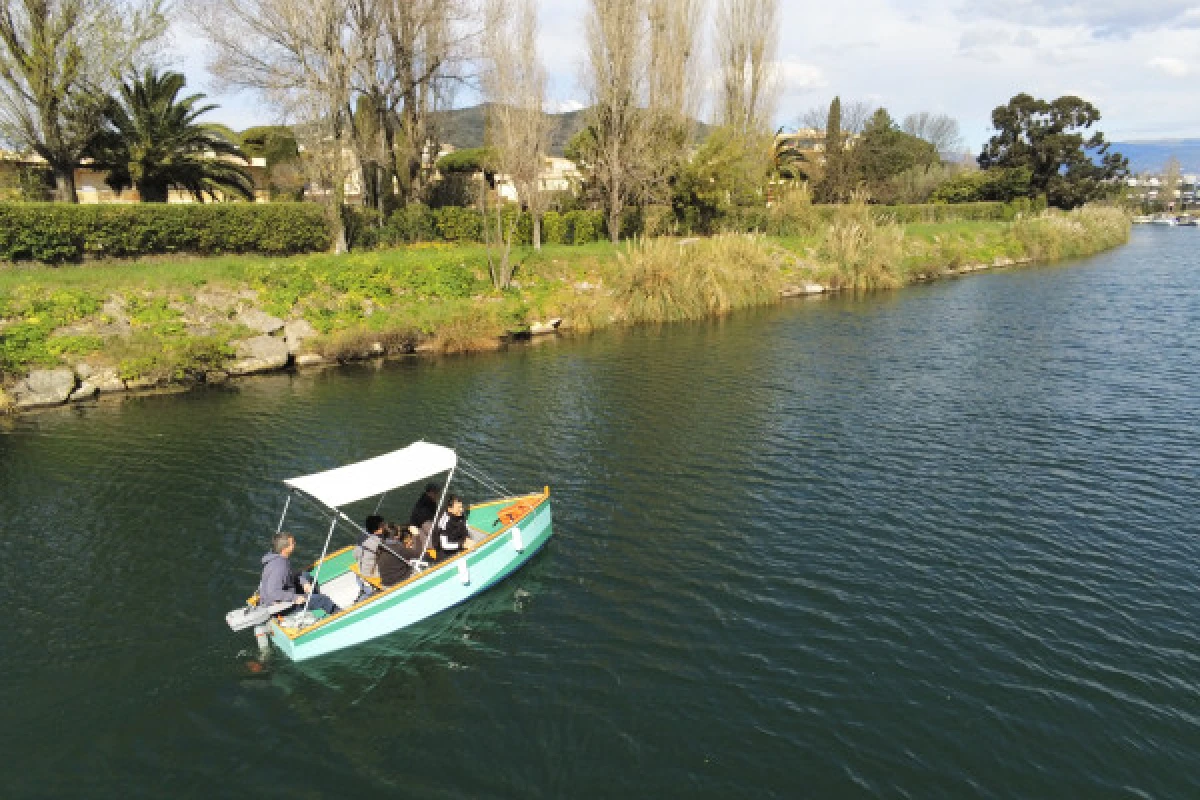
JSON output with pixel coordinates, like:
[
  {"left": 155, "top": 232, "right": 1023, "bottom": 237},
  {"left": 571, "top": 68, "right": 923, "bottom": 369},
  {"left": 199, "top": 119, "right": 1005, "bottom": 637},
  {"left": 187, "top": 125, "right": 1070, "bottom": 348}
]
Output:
[
  {"left": 483, "top": 0, "right": 550, "bottom": 263},
  {"left": 645, "top": 0, "right": 703, "bottom": 207},
  {"left": 902, "top": 111, "right": 962, "bottom": 156},
  {"left": 798, "top": 98, "right": 875, "bottom": 134},
  {"left": 648, "top": 0, "right": 703, "bottom": 123},
  {"left": 373, "top": 0, "right": 471, "bottom": 206},
  {"left": 581, "top": 0, "right": 648, "bottom": 243},
  {"left": 199, "top": 0, "right": 372, "bottom": 252},
  {"left": 0, "top": 0, "right": 169, "bottom": 202},
  {"left": 841, "top": 100, "right": 876, "bottom": 135},
  {"left": 714, "top": 0, "right": 778, "bottom": 136}
]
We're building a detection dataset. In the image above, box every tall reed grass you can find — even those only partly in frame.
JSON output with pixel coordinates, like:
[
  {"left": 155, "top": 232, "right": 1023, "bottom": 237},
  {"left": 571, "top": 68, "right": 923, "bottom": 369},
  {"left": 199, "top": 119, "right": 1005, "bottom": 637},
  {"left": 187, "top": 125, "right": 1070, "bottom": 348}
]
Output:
[
  {"left": 614, "top": 234, "right": 784, "bottom": 323},
  {"left": 1012, "top": 206, "right": 1131, "bottom": 262},
  {"left": 816, "top": 196, "right": 907, "bottom": 289}
]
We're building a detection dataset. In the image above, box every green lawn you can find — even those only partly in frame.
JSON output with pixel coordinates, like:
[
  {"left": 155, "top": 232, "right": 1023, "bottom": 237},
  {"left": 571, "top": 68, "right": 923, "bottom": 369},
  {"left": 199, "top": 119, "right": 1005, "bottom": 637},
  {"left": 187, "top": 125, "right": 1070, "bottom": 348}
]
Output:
[{"left": 0, "top": 209, "right": 1129, "bottom": 388}]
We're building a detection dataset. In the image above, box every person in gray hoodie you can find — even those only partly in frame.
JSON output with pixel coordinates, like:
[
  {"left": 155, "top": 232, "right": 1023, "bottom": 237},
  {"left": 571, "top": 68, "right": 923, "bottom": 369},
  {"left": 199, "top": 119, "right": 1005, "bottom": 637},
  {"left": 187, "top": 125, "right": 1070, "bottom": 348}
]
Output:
[{"left": 259, "top": 532, "right": 340, "bottom": 617}]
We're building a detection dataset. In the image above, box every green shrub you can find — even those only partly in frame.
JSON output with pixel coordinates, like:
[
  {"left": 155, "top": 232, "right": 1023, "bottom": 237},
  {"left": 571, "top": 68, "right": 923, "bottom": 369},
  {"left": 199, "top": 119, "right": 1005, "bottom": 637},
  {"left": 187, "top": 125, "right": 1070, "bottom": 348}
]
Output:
[
  {"left": 541, "top": 210, "right": 567, "bottom": 244},
  {"left": 345, "top": 207, "right": 384, "bottom": 250},
  {"left": 643, "top": 205, "right": 674, "bottom": 237},
  {"left": 566, "top": 210, "right": 604, "bottom": 244},
  {"left": 876, "top": 202, "right": 1012, "bottom": 223},
  {"left": 384, "top": 203, "right": 436, "bottom": 244},
  {"left": 0, "top": 203, "right": 331, "bottom": 263},
  {"left": 432, "top": 206, "right": 484, "bottom": 242},
  {"left": 930, "top": 168, "right": 1032, "bottom": 204}
]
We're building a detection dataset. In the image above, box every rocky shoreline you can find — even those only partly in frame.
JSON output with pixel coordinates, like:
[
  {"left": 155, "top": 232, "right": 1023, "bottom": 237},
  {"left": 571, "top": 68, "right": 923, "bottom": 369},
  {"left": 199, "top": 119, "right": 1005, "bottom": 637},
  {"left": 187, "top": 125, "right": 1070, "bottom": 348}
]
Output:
[{"left": 0, "top": 253, "right": 1038, "bottom": 415}]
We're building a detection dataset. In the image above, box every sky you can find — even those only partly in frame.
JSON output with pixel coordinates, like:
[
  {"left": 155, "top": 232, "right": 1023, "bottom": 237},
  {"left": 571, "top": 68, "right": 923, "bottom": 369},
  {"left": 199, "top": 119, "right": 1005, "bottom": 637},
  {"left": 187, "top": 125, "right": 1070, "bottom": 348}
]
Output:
[{"left": 173, "top": 0, "right": 1200, "bottom": 151}]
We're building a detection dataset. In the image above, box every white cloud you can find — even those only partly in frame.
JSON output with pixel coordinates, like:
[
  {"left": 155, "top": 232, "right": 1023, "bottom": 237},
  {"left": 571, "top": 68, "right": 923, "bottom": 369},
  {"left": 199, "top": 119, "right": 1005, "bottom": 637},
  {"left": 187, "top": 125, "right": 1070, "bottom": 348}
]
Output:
[
  {"left": 170, "top": 0, "right": 1200, "bottom": 147},
  {"left": 1148, "top": 56, "right": 1191, "bottom": 77},
  {"left": 775, "top": 60, "right": 828, "bottom": 92}
]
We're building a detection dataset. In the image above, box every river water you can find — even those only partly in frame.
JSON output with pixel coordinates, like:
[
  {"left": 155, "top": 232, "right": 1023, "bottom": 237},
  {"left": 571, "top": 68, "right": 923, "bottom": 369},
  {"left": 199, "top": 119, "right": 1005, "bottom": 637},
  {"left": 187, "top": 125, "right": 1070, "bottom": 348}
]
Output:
[{"left": 1, "top": 228, "right": 1197, "bottom": 798}]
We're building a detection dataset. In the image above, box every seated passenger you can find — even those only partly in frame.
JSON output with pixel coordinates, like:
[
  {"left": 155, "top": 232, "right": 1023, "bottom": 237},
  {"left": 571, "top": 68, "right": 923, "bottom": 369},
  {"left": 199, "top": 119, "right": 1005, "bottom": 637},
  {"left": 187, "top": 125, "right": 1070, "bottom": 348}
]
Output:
[
  {"left": 259, "top": 532, "right": 340, "bottom": 617},
  {"left": 435, "top": 495, "right": 474, "bottom": 558},
  {"left": 377, "top": 528, "right": 424, "bottom": 587},
  {"left": 407, "top": 483, "right": 441, "bottom": 537},
  {"left": 355, "top": 514, "right": 385, "bottom": 580}
]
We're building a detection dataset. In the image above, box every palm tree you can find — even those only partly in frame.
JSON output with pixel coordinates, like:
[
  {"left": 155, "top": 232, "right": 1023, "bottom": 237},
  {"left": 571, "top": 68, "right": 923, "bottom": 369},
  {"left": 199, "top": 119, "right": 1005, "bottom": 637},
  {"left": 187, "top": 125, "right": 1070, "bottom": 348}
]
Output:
[
  {"left": 771, "top": 127, "right": 808, "bottom": 182},
  {"left": 91, "top": 69, "right": 255, "bottom": 203}
]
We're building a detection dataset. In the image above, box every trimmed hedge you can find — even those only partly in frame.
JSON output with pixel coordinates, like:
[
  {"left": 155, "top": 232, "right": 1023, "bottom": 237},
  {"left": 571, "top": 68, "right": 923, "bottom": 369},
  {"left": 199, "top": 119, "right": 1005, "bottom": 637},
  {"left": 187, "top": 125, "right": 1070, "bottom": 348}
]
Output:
[
  {"left": 0, "top": 203, "right": 331, "bottom": 263},
  {"left": 377, "top": 205, "right": 607, "bottom": 247}
]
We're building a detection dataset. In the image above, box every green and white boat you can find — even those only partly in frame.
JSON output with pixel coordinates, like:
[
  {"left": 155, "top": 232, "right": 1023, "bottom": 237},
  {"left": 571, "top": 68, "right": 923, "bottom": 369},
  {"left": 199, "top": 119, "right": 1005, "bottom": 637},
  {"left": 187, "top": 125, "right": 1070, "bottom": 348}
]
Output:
[{"left": 226, "top": 442, "right": 553, "bottom": 662}]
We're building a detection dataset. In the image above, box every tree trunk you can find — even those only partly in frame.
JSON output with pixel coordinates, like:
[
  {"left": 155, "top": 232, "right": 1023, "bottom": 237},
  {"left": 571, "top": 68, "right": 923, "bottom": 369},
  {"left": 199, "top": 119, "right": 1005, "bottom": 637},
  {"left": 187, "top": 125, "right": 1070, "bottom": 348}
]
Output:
[
  {"left": 608, "top": 191, "right": 621, "bottom": 243},
  {"left": 53, "top": 166, "right": 78, "bottom": 203},
  {"left": 532, "top": 211, "right": 541, "bottom": 250},
  {"left": 137, "top": 179, "right": 170, "bottom": 203},
  {"left": 331, "top": 180, "right": 348, "bottom": 254}
]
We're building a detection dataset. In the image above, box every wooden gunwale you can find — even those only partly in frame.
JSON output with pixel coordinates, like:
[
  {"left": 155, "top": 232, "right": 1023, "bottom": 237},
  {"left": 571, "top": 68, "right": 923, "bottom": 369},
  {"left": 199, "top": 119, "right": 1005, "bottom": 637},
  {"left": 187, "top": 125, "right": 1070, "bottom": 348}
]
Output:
[{"left": 279, "top": 488, "right": 550, "bottom": 641}]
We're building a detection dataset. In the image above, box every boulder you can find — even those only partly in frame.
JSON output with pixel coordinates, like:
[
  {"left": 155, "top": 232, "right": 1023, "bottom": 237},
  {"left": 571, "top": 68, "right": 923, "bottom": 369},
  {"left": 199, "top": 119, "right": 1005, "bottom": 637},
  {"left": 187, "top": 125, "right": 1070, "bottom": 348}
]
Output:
[
  {"left": 69, "top": 383, "right": 99, "bottom": 402},
  {"left": 780, "top": 283, "right": 827, "bottom": 297},
  {"left": 12, "top": 368, "right": 76, "bottom": 409},
  {"left": 284, "top": 319, "right": 318, "bottom": 354},
  {"left": 74, "top": 362, "right": 93, "bottom": 381},
  {"left": 94, "top": 368, "right": 126, "bottom": 394},
  {"left": 205, "top": 370, "right": 230, "bottom": 385},
  {"left": 530, "top": 318, "right": 563, "bottom": 336},
  {"left": 125, "top": 376, "right": 159, "bottom": 390},
  {"left": 237, "top": 308, "right": 286, "bottom": 335},
  {"left": 0, "top": 387, "right": 13, "bottom": 413},
  {"left": 229, "top": 335, "right": 290, "bottom": 376},
  {"left": 294, "top": 353, "right": 326, "bottom": 368}
]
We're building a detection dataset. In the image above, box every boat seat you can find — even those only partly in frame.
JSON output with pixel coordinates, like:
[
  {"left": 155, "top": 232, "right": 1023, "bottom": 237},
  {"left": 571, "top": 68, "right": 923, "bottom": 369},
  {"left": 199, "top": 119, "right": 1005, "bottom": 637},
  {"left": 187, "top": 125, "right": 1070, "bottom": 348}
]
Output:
[
  {"left": 318, "top": 571, "right": 364, "bottom": 611},
  {"left": 349, "top": 562, "right": 384, "bottom": 590}
]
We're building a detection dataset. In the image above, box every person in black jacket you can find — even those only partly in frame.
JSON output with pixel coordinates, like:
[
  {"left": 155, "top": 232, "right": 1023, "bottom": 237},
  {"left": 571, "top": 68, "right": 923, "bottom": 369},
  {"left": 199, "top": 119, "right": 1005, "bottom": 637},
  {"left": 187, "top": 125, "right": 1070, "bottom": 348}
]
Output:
[
  {"left": 377, "top": 527, "right": 423, "bottom": 587},
  {"left": 407, "top": 483, "right": 441, "bottom": 537},
  {"left": 435, "top": 495, "right": 473, "bottom": 558}
]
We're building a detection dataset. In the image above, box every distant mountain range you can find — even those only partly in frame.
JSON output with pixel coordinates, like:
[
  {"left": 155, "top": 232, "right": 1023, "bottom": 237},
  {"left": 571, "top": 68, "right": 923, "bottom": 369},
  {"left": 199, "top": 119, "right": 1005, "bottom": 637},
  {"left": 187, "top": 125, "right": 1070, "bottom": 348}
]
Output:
[
  {"left": 1111, "top": 139, "right": 1200, "bottom": 174},
  {"left": 431, "top": 104, "right": 712, "bottom": 156},
  {"left": 432, "top": 104, "right": 589, "bottom": 156}
]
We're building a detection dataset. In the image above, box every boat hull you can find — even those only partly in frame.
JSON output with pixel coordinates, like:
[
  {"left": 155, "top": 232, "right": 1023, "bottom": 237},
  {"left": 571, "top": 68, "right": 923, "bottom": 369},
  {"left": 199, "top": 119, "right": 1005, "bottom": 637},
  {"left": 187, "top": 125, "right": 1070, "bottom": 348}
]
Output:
[{"left": 269, "top": 495, "right": 553, "bottom": 661}]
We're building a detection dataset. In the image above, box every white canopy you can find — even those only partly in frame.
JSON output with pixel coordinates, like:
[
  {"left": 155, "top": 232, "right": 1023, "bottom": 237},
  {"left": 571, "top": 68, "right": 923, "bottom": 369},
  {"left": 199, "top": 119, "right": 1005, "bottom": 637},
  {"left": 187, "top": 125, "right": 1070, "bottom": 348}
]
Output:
[{"left": 284, "top": 442, "right": 457, "bottom": 509}]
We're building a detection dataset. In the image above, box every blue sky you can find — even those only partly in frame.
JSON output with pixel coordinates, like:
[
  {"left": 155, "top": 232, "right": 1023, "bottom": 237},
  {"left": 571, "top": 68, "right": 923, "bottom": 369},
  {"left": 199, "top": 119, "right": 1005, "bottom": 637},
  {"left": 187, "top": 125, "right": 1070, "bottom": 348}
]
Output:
[{"left": 173, "top": 0, "right": 1200, "bottom": 150}]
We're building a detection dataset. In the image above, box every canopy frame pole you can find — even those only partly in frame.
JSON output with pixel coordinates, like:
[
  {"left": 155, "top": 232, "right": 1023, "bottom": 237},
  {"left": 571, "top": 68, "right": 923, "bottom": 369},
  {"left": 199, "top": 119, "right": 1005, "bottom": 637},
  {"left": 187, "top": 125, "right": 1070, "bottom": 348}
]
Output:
[
  {"left": 372, "top": 492, "right": 387, "bottom": 514},
  {"left": 338, "top": 510, "right": 369, "bottom": 538},
  {"left": 302, "top": 515, "right": 339, "bottom": 616},
  {"left": 416, "top": 465, "right": 456, "bottom": 569},
  {"left": 275, "top": 493, "right": 292, "bottom": 534}
]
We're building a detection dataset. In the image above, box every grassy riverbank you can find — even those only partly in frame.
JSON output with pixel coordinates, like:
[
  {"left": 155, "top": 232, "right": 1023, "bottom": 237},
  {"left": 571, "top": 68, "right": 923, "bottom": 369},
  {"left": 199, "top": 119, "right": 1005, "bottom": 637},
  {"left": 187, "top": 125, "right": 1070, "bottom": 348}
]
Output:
[{"left": 0, "top": 206, "right": 1130, "bottom": 410}]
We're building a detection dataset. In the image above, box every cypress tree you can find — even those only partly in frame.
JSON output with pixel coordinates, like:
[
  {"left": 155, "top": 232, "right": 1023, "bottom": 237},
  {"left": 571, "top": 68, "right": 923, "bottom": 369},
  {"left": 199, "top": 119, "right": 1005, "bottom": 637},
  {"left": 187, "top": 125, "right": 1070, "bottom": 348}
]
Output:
[{"left": 822, "top": 96, "right": 844, "bottom": 202}]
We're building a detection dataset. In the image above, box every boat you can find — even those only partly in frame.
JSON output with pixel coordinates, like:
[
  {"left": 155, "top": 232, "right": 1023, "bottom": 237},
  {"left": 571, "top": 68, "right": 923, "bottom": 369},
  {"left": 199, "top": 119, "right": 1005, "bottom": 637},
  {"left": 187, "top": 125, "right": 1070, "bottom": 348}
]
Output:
[
  {"left": 1132, "top": 215, "right": 1154, "bottom": 224},
  {"left": 1151, "top": 215, "right": 1177, "bottom": 226},
  {"left": 1176, "top": 215, "right": 1199, "bottom": 227},
  {"left": 225, "top": 442, "right": 553, "bottom": 661}
]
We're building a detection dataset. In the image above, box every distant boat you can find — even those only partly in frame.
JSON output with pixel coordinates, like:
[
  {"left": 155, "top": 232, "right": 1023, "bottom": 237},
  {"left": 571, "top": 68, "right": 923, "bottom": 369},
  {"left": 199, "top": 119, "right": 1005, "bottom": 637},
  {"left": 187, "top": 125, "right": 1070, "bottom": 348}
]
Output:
[
  {"left": 1132, "top": 215, "right": 1154, "bottom": 224},
  {"left": 1176, "top": 215, "right": 1199, "bottom": 227},
  {"left": 1151, "top": 215, "right": 1177, "bottom": 226}
]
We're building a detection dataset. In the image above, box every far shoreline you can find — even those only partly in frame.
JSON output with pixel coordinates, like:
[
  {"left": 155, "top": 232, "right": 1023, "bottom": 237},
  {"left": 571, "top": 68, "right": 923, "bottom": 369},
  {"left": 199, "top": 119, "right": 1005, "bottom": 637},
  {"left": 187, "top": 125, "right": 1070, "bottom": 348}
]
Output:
[{"left": 0, "top": 212, "right": 1130, "bottom": 418}]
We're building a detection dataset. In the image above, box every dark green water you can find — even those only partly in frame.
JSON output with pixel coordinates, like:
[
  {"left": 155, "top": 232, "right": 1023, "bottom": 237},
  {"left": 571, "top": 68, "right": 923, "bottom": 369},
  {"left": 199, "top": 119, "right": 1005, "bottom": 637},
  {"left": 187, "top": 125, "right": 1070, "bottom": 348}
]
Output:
[{"left": 2, "top": 229, "right": 1198, "bottom": 798}]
